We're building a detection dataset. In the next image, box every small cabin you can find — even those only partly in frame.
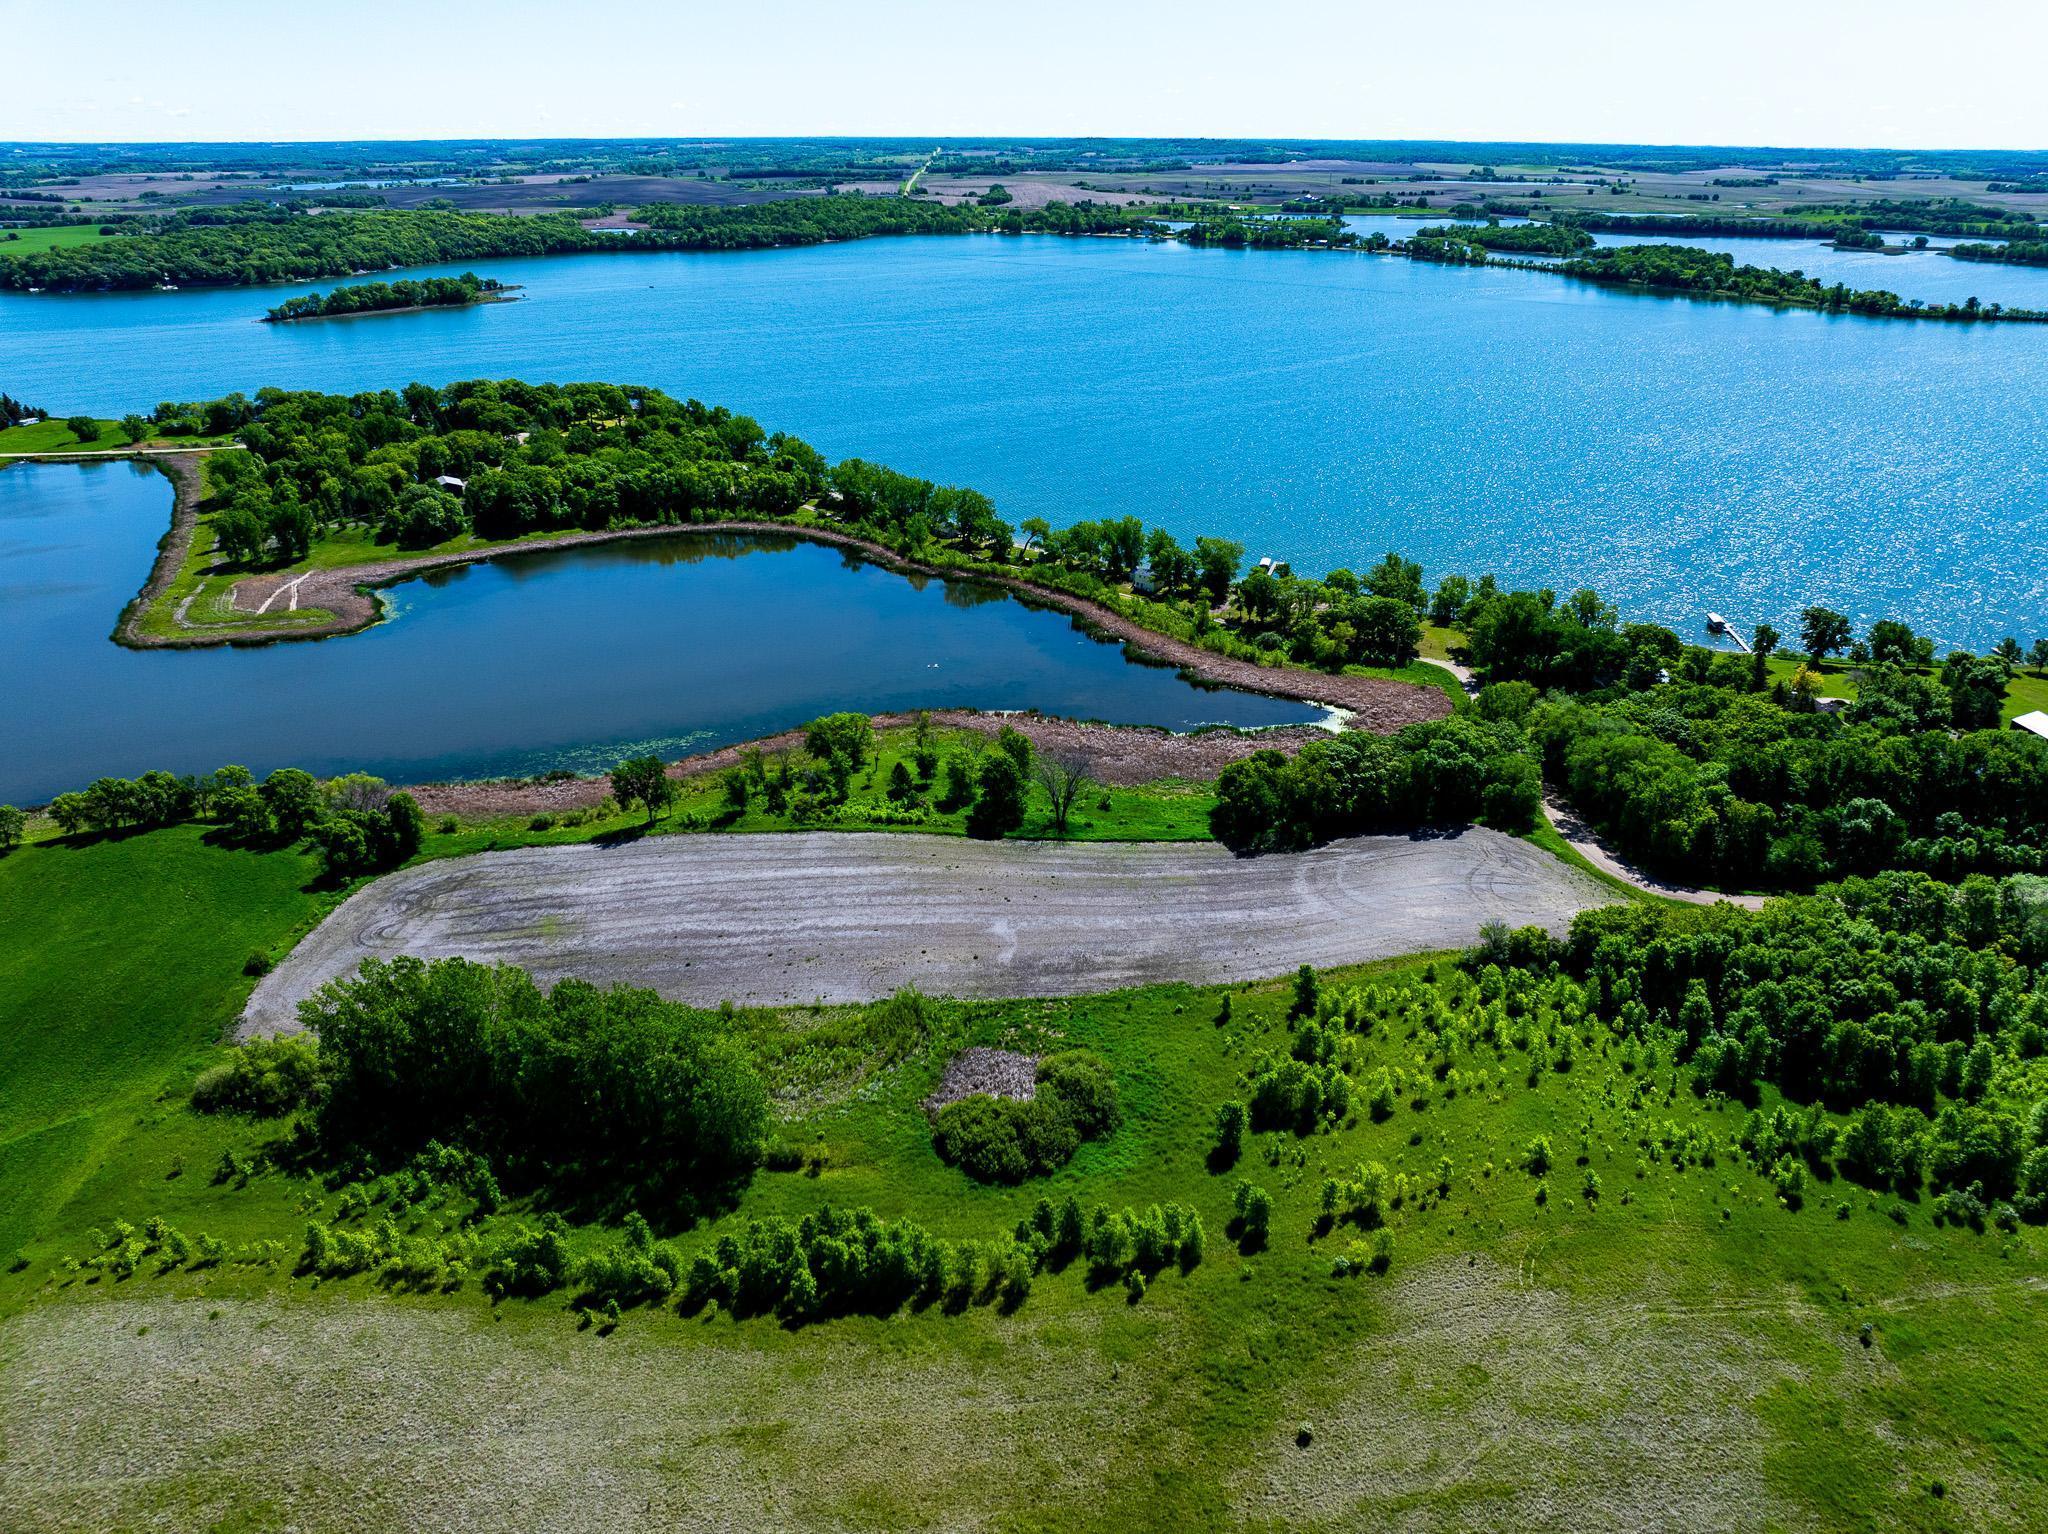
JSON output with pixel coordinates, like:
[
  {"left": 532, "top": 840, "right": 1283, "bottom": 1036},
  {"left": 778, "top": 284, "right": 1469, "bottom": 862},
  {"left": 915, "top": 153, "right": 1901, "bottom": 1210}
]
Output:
[
  {"left": 2014, "top": 710, "right": 2048, "bottom": 741},
  {"left": 1129, "top": 562, "right": 1157, "bottom": 594},
  {"left": 432, "top": 474, "right": 466, "bottom": 493}
]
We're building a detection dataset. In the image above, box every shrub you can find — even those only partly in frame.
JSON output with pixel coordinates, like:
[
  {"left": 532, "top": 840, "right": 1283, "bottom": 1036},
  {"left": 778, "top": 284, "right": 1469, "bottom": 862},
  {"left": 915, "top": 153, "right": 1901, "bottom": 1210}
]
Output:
[
  {"left": 931, "top": 1050, "right": 1119, "bottom": 1184},
  {"left": 933, "top": 1095, "right": 1075, "bottom": 1184},
  {"left": 1033, "top": 1049, "right": 1120, "bottom": 1138},
  {"left": 192, "top": 1035, "right": 320, "bottom": 1116},
  {"left": 965, "top": 752, "right": 1027, "bottom": 839},
  {"left": 1213, "top": 1099, "right": 1248, "bottom": 1164}
]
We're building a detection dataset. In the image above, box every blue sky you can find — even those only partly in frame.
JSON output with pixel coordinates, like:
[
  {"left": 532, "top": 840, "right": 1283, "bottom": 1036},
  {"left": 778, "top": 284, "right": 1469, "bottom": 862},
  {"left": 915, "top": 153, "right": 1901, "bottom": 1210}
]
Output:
[{"left": 4, "top": 0, "right": 2044, "bottom": 148}]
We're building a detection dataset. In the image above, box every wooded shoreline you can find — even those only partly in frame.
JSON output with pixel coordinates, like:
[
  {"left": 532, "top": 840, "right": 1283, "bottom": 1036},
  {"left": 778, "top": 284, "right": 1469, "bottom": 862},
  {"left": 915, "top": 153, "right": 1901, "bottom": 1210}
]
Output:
[{"left": 108, "top": 471, "right": 1448, "bottom": 730}]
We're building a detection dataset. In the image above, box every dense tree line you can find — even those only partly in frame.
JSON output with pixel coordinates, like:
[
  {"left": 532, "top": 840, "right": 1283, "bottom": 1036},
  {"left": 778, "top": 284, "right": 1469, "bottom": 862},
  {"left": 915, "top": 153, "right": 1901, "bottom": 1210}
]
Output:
[
  {"left": 1552, "top": 243, "right": 2047, "bottom": 322},
  {"left": 1412, "top": 220, "right": 1593, "bottom": 255},
  {"left": 1543, "top": 211, "right": 1865, "bottom": 240},
  {"left": 0, "top": 196, "right": 1171, "bottom": 293},
  {"left": 1183, "top": 215, "right": 1347, "bottom": 248},
  {"left": 40, "top": 762, "right": 422, "bottom": 879},
  {"left": 306, "top": 956, "right": 769, "bottom": 1196},
  {"left": 180, "top": 380, "right": 831, "bottom": 562},
  {"left": 263, "top": 272, "right": 502, "bottom": 321},
  {"left": 1795, "top": 198, "right": 2042, "bottom": 239},
  {"left": 1545, "top": 203, "right": 2041, "bottom": 242},
  {"left": 170, "top": 379, "right": 1430, "bottom": 690},
  {"left": 1210, "top": 715, "right": 1541, "bottom": 852},
  {"left": 1555, "top": 873, "right": 2048, "bottom": 1217},
  {"left": 630, "top": 193, "right": 988, "bottom": 247},
  {"left": 1528, "top": 672, "right": 2048, "bottom": 888},
  {"left": 0, "top": 205, "right": 613, "bottom": 291},
  {"left": 1950, "top": 238, "right": 2048, "bottom": 267}
]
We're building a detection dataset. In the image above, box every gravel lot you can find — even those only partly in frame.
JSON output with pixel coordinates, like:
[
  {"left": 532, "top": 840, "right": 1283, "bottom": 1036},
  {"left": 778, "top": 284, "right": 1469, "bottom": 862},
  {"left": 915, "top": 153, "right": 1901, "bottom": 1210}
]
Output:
[{"left": 241, "top": 830, "right": 1611, "bottom": 1035}]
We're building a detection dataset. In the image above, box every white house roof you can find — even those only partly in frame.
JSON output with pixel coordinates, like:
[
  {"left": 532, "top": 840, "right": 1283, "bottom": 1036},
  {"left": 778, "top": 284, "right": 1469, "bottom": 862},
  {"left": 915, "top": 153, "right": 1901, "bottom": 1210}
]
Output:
[{"left": 2014, "top": 710, "right": 2048, "bottom": 740}]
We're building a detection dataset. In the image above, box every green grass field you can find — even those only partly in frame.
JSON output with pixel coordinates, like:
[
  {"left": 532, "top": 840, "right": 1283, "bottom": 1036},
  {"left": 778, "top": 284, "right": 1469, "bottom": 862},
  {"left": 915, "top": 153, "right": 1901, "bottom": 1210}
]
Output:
[
  {"left": 0, "top": 825, "right": 2041, "bottom": 1530},
  {"left": 0, "top": 418, "right": 141, "bottom": 454},
  {"left": 1764, "top": 653, "right": 2048, "bottom": 724},
  {"left": 0, "top": 225, "right": 116, "bottom": 258},
  {"left": 0, "top": 828, "right": 331, "bottom": 1261}
]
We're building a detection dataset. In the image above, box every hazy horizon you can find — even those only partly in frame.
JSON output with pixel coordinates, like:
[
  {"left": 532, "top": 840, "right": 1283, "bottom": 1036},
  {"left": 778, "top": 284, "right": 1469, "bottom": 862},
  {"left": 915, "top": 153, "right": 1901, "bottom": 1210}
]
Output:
[{"left": 5, "top": 0, "right": 2044, "bottom": 150}]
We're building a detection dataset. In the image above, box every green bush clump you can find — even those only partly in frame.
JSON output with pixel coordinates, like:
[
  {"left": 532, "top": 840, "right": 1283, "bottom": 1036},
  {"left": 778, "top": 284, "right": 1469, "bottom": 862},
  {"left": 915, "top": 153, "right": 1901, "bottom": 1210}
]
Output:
[
  {"left": 304, "top": 956, "right": 768, "bottom": 1195},
  {"left": 192, "top": 1034, "right": 321, "bottom": 1116},
  {"left": 575, "top": 1213, "right": 684, "bottom": 1306},
  {"left": 932, "top": 1049, "right": 1120, "bottom": 1184},
  {"left": 684, "top": 1204, "right": 1025, "bottom": 1321}
]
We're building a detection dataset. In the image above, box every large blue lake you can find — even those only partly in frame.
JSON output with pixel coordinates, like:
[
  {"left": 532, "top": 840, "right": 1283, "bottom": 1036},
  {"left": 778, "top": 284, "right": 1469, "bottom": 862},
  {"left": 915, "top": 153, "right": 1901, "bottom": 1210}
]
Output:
[
  {"left": 4, "top": 231, "right": 2043, "bottom": 653},
  {"left": 0, "top": 460, "right": 1313, "bottom": 803},
  {"left": 4, "top": 231, "right": 2047, "bottom": 799}
]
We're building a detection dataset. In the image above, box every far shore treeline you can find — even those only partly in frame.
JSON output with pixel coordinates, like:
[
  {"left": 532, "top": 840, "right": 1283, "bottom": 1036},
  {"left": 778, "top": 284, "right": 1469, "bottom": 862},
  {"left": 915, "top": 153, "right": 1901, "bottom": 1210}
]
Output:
[{"left": 4, "top": 193, "right": 2043, "bottom": 321}]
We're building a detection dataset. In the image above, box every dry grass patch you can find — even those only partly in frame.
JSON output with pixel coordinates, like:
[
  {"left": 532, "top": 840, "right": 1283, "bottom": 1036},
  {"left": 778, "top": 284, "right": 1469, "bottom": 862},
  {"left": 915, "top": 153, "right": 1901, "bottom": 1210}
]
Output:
[
  {"left": 1233, "top": 1252, "right": 1801, "bottom": 1533},
  {"left": 0, "top": 1293, "right": 1175, "bottom": 1534}
]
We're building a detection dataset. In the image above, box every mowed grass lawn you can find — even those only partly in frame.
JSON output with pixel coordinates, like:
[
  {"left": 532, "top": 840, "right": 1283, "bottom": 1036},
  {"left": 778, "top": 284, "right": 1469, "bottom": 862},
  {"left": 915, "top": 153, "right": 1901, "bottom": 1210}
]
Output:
[
  {"left": 0, "top": 826, "right": 2043, "bottom": 1531},
  {"left": 0, "top": 418, "right": 143, "bottom": 454},
  {"left": 0, "top": 225, "right": 117, "bottom": 257},
  {"left": 1764, "top": 653, "right": 2048, "bottom": 724}
]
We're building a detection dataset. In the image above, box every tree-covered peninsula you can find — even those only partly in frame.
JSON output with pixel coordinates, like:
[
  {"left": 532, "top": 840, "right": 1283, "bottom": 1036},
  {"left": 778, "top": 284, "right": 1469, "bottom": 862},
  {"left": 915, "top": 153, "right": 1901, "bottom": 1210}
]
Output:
[
  {"left": 262, "top": 272, "right": 507, "bottom": 322},
  {"left": 1549, "top": 242, "right": 2047, "bottom": 320}
]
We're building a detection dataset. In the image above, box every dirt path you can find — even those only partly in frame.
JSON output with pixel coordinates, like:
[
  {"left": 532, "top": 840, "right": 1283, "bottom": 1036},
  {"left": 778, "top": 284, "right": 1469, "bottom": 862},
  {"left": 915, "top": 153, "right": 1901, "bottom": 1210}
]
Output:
[
  {"left": 106, "top": 451, "right": 213, "bottom": 646},
  {"left": 1541, "top": 794, "right": 1769, "bottom": 910},
  {"left": 1421, "top": 657, "right": 1764, "bottom": 907},
  {"left": 239, "top": 827, "right": 1614, "bottom": 1035},
  {"left": 129, "top": 517, "right": 1450, "bottom": 729},
  {"left": 0, "top": 444, "right": 244, "bottom": 460}
]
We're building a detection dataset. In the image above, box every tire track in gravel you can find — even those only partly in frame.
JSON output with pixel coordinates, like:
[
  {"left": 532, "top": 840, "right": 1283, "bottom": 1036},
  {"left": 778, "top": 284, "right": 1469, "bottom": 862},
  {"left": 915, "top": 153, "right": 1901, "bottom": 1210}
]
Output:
[{"left": 240, "top": 827, "right": 1614, "bottom": 1036}]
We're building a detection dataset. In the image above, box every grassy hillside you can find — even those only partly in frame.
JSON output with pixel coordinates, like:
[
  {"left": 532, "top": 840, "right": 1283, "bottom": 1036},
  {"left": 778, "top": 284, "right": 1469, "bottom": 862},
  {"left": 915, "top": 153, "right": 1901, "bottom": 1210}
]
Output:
[
  {"left": 0, "top": 827, "right": 2042, "bottom": 1531},
  {"left": 0, "top": 828, "right": 329, "bottom": 1259}
]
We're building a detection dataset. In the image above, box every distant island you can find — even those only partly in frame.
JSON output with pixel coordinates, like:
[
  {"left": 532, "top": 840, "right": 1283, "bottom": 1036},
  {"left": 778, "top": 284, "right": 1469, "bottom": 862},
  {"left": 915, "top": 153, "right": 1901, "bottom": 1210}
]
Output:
[{"left": 262, "top": 272, "right": 513, "bottom": 322}]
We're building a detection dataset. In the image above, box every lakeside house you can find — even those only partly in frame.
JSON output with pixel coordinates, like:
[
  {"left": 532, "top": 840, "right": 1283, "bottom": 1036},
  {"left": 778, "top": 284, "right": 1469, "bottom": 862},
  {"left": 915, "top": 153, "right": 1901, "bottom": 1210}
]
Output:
[{"left": 2014, "top": 710, "right": 2048, "bottom": 741}]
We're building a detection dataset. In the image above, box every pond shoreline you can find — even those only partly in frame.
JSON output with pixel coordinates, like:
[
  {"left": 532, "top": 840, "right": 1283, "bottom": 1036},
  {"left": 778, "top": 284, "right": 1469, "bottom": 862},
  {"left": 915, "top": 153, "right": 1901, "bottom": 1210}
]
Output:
[
  {"left": 115, "top": 492, "right": 1451, "bottom": 730},
  {"left": 108, "top": 451, "right": 210, "bottom": 647}
]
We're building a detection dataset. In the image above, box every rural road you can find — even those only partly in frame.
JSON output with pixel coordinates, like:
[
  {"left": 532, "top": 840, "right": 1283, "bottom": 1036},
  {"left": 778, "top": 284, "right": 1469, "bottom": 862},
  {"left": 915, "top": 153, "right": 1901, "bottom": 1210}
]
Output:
[{"left": 241, "top": 829, "right": 1614, "bottom": 1035}]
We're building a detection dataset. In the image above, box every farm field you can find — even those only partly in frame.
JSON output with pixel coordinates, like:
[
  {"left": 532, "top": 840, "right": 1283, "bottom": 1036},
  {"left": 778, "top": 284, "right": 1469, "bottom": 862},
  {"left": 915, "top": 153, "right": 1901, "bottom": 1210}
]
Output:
[{"left": 0, "top": 226, "right": 115, "bottom": 256}]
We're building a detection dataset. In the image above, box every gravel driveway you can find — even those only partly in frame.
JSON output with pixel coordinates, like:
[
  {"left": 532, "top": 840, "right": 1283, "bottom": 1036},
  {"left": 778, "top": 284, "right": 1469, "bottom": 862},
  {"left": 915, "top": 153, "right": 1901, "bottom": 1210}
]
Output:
[{"left": 240, "top": 829, "right": 1613, "bottom": 1035}]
